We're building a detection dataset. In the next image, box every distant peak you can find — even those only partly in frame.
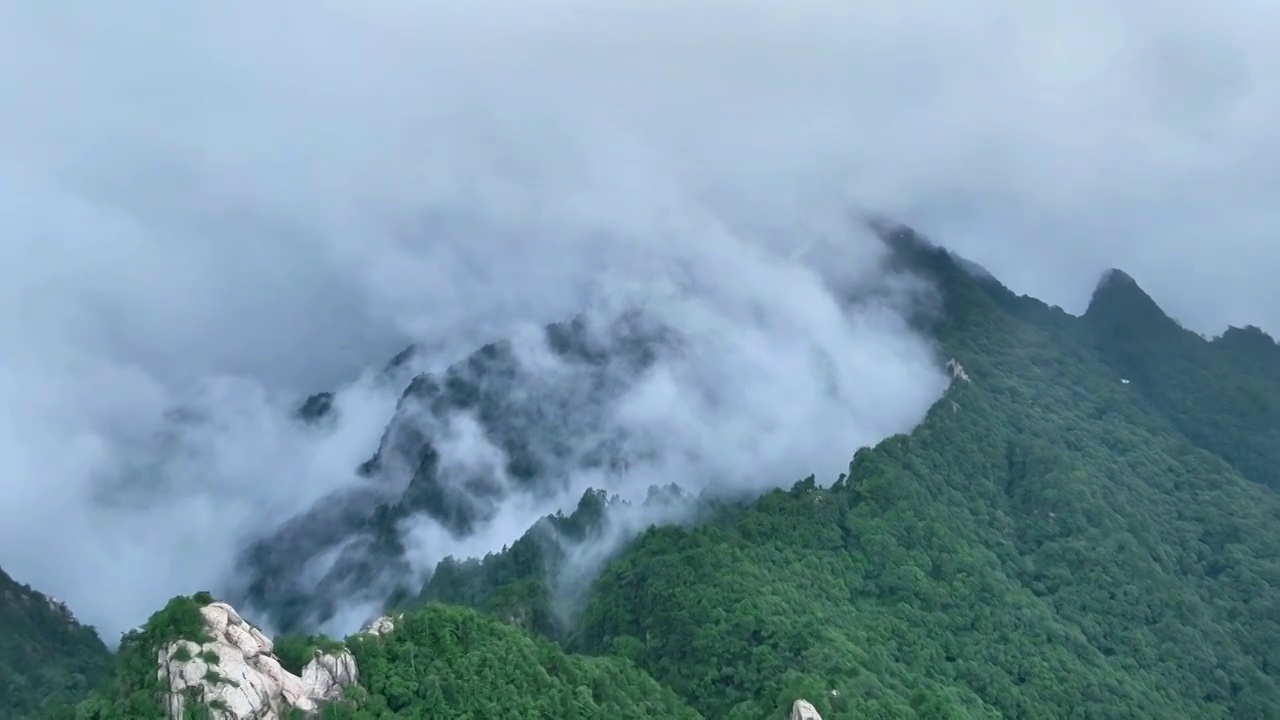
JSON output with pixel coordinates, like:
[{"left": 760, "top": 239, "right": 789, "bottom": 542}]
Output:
[
  {"left": 863, "top": 215, "right": 939, "bottom": 255},
  {"left": 1084, "top": 268, "right": 1177, "bottom": 332},
  {"left": 1087, "top": 268, "right": 1155, "bottom": 308},
  {"left": 862, "top": 215, "right": 1001, "bottom": 288},
  {"left": 1096, "top": 268, "right": 1137, "bottom": 289},
  {"left": 1220, "top": 324, "right": 1275, "bottom": 343},
  {"left": 385, "top": 344, "right": 419, "bottom": 371},
  {"left": 1216, "top": 324, "right": 1280, "bottom": 362}
]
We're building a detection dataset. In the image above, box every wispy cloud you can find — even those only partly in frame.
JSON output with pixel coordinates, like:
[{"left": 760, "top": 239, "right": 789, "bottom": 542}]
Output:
[{"left": 1, "top": 0, "right": 1275, "bottom": 639}]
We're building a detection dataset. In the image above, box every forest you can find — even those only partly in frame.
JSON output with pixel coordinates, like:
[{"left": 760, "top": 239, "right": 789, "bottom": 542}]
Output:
[{"left": 5, "top": 226, "right": 1280, "bottom": 719}]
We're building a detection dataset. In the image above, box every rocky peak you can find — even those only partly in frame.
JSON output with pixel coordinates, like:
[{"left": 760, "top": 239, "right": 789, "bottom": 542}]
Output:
[
  {"left": 789, "top": 698, "right": 823, "bottom": 719},
  {"left": 158, "top": 601, "right": 357, "bottom": 720}
]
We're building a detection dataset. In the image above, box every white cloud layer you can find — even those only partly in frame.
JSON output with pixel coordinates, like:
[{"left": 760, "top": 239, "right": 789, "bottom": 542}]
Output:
[{"left": 1, "top": 0, "right": 1276, "bottom": 639}]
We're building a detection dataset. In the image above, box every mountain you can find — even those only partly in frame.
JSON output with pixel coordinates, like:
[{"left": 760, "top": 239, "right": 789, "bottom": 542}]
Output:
[
  {"left": 396, "top": 225, "right": 1280, "bottom": 718},
  {"left": 0, "top": 567, "right": 112, "bottom": 719},
  {"left": 235, "top": 309, "right": 675, "bottom": 634},
  {"left": 557, "top": 229, "right": 1280, "bottom": 718},
  {"left": 7, "top": 218, "right": 1280, "bottom": 719},
  {"left": 1080, "top": 268, "right": 1280, "bottom": 491}
]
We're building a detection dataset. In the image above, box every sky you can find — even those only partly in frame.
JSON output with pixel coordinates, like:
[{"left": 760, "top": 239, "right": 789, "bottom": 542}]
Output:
[{"left": 1, "top": 0, "right": 1278, "bottom": 639}]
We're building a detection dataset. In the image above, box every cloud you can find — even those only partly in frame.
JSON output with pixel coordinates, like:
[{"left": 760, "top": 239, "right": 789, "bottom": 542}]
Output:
[
  {"left": 1, "top": 0, "right": 1276, "bottom": 639},
  {"left": 229, "top": 221, "right": 948, "bottom": 636},
  {"left": 299, "top": 225, "right": 947, "bottom": 636}
]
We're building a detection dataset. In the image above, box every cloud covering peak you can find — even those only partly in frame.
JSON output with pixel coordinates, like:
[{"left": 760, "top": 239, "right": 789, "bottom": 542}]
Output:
[{"left": 1, "top": 0, "right": 1277, "bottom": 638}]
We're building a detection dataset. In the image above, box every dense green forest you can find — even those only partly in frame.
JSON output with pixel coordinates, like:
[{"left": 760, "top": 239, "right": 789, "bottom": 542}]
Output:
[
  {"left": 3, "top": 225, "right": 1279, "bottom": 718},
  {"left": 0, "top": 568, "right": 111, "bottom": 719},
  {"left": 69, "top": 597, "right": 700, "bottom": 720},
  {"left": 395, "top": 228, "right": 1280, "bottom": 718},
  {"left": 332, "top": 604, "right": 701, "bottom": 719}
]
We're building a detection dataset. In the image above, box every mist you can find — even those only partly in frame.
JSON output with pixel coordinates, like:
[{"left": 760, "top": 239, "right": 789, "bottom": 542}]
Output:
[
  {"left": 220, "top": 217, "right": 949, "bottom": 637},
  {"left": 3, "top": 0, "right": 1278, "bottom": 641}
]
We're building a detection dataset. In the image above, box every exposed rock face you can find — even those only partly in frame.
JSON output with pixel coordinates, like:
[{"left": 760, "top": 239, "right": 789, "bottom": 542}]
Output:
[
  {"left": 238, "top": 312, "right": 673, "bottom": 634},
  {"left": 789, "top": 699, "right": 823, "bottom": 720},
  {"left": 360, "top": 614, "right": 400, "bottom": 637},
  {"left": 300, "top": 651, "right": 359, "bottom": 701},
  {"left": 158, "top": 601, "right": 358, "bottom": 720}
]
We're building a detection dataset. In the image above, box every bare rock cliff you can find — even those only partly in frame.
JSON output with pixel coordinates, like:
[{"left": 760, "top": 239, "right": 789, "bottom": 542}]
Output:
[
  {"left": 157, "top": 601, "right": 358, "bottom": 719},
  {"left": 359, "top": 613, "right": 401, "bottom": 637},
  {"left": 789, "top": 698, "right": 823, "bottom": 720}
]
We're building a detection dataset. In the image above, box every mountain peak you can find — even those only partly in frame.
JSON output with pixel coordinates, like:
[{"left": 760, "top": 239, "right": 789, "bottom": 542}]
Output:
[
  {"left": 1084, "top": 267, "right": 1177, "bottom": 332},
  {"left": 1096, "top": 267, "right": 1137, "bottom": 289}
]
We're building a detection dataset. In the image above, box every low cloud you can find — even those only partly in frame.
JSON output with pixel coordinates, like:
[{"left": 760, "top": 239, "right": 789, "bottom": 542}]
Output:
[
  {"left": 2, "top": 0, "right": 1276, "bottom": 640},
  {"left": 328, "top": 223, "right": 948, "bottom": 635}
]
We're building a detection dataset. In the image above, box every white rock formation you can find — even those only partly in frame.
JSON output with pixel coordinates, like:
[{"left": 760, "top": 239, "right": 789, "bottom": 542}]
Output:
[
  {"left": 157, "top": 601, "right": 359, "bottom": 720},
  {"left": 789, "top": 699, "right": 823, "bottom": 720},
  {"left": 945, "top": 357, "right": 971, "bottom": 383},
  {"left": 300, "top": 650, "right": 359, "bottom": 700},
  {"left": 360, "top": 614, "right": 401, "bottom": 637}
]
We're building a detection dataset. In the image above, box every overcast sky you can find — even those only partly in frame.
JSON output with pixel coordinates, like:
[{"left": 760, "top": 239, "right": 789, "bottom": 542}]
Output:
[{"left": 2, "top": 0, "right": 1278, "bottom": 638}]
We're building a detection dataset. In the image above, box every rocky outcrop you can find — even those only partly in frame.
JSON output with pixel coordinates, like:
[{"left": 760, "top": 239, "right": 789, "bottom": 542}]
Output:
[
  {"left": 789, "top": 699, "right": 822, "bottom": 720},
  {"left": 945, "top": 357, "right": 970, "bottom": 383},
  {"left": 300, "top": 651, "right": 359, "bottom": 701},
  {"left": 157, "top": 601, "right": 358, "bottom": 720},
  {"left": 360, "top": 614, "right": 400, "bottom": 637}
]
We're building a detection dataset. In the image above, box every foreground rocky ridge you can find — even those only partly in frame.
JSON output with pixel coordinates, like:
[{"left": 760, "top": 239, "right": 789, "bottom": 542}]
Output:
[
  {"left": 69, "top": 596, "right": 703, "bottom": 718},
  {"left": 157, "top": 601, "right": 358, "bottom": 720}
]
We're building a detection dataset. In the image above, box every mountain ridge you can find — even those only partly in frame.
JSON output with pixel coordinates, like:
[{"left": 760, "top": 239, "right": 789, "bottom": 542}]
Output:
[
  {"left": 5, "top": 220, "right": 1279, "bottom": 719},
  {"left": 231, "top": 220, "right": 1280, "bottom": 646}
]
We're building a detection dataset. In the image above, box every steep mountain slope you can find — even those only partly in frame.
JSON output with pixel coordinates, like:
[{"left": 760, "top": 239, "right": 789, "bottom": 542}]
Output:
[
  {"left": 414, "top": 483, "right": 694, "bottom": 640},
  {"left": 237, "top": 311, "right": 675, "bottom": 634},
  {"left": 21, "top": 221, "right": 1280, "bottom": 719},
  {"left": 419, "top": 226, "right": 1280, "bottom": 718},
  {"left": 234, "top": 245, "right": 936, "bottom": 637},
  {"left": 0, "top": 567, "right": 112, "bottom": 719},
  {"left": 1081, "top": 269, "right": 1280, "bottom": 490}
]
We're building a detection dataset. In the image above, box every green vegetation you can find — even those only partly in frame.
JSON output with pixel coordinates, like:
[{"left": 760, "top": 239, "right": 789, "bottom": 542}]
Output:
[
  {"left": 1081, "top": 270, "right": 1280, "bottom": 491},
  {"left": 432, "top": 230, "right": 1280, "bottom": 718},
  {"left": 319, "top": 604, "right": 701, "bottom": 719},
  {"left": 0, "top": 569, "right": 111, "bottom": 720},
  {"left": 274, "top": 633, "right": 348, "bottom": 675},
  {"left": 9, "top": 225, "right": 1280, "bottom": 718},
  {"left": 57, "top": 593, "right": 696, "bottom": 719},
  {"left": 413, "top": 487, "right": 677, "bottom": 638},
  {"left": 74, "top": 592, "right": 218, "bottom": 720}
]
